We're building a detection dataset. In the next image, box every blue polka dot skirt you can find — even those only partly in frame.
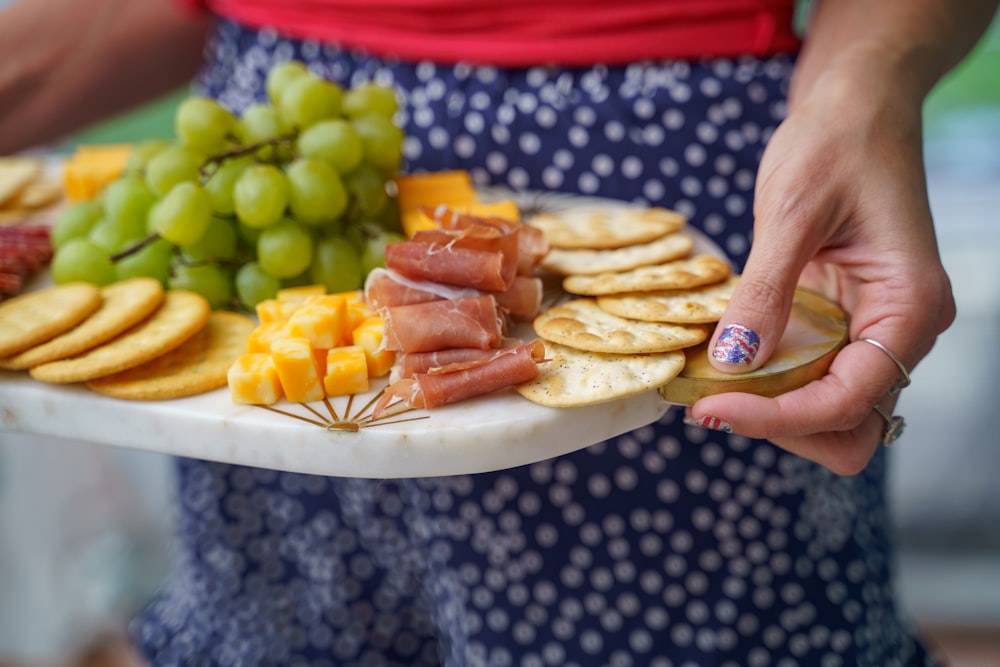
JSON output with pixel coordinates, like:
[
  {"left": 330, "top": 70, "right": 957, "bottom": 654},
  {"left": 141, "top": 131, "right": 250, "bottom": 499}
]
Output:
[{"left": 130, "top": 19, "right": 938, "bottom": 667}]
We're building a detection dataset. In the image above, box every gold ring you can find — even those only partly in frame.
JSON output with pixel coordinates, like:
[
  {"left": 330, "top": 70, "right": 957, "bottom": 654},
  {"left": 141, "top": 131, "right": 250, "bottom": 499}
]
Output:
[
  {"left": 873, "top": 405, "right": 905, "bottom": 446},
  {"left": 859, "top": 338, "right": 911, "bottom": 395}
]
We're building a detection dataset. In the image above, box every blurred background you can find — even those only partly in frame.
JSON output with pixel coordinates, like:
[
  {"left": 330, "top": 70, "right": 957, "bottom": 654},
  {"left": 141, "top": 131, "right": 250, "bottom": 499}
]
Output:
[{"left": 2, "top": 5, "right": 999, "bottom": 667}]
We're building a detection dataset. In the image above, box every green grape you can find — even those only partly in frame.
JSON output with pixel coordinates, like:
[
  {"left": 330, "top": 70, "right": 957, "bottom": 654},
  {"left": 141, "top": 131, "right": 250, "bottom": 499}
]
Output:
[
  {"left": 266, "top": 60, "right": 309, "bottom": 106},
  {"left": 169, "top": 263, "right": 234, "bottom": 310},
  {"left": 285, "top": 158, "right": 348, "bottom": 226},
  {"left": 342, "top": 82, "right": 399, "bottom": 120},
  {"left": 103, "top": 174, "right": 156, "bottom": 236},
  {"left": 182, "top": 215, "right": 238, "bottom": 262},
  {"left": 204, "top": 156, "right": 251, "bottom": 216},
  {"left": 88, "top": 218, "right": 144, "bottom": 255},
  {"left": 296, "top": 119, "right": 364, "bottom": 175},
  {"left": 175, "top": 96, "right": 238, "bottom": 154},
  {"left": 310, "top": 235, "right": 362, "bottom": 293},
  {"left": 50, "top": 238, "right": 116, "bottom": 286},
  {"left": 360, "top": 230, "right": 405, "bottom": 278},
  {"left": 145, "top": 144, "right": 205, "bottom": 197},
  {"left": 149, "top": 181, "right": 214, "bottom": 247},
  {"left": 377, "top": 196, "right": 403, "bottom": 234},
  {"left": 281, "top": 270, "right": 315, "bottom": 289},
  {"left": 233, "top": 164, "right": 288, "bottom": 228},
  {"left": 279, "top": 75, "right": 344, "bottom": 130},
  {"left": 236, "top": 220, "right": 263, "bottom": 246},
  {"left": 235, "top": 262, "right": 281, "bottom": 309},
  {"left": 115, "top": 238, "right": 174, "bottom": 285},
  {"left": 256, "top": 218, "right": 313, "bottom": 279},
  {"left": 351, "top": 115, "right": 404, "bottom": 176},
  {"left": 51, "top": 200, "right": 103, "bottom": 249},
  {"left": 125, "top": 139, "right": 171, "bottom": 174},
  {"left": 240, "top": 103, "right": 291, "bottom": 162},
  {"left": 343, "top": 164, "right": 389, "bottom": 221}
]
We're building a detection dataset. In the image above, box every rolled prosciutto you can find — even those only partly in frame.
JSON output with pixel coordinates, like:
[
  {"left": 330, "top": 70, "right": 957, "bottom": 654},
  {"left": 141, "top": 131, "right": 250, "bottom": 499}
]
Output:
[
  {"left": 428, "top": 206, "right": 549, "bottom": 274},
  {"left": 381, "top": 295, "right": 505, "bottom": 353},
  {"left": 372, "top": 339, "right": 546, "bottom": 417},
  {"left": 385, "top": 224, "right": 519, "bottom": 291},
  {"left": 391, "top": 339, "right": 523, "bottom": 380},
  {"left": 364, "top": 268, "right": 478, "bottom": 310}
]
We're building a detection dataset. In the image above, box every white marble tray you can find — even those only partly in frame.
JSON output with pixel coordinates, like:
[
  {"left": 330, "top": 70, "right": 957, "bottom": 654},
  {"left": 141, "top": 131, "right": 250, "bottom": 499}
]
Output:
[
  {"left": 0, "top": 189, "right": 725, "bottom": 478},
  {"left": 0, "top": 370, "right": 673, "bottom": 477}
]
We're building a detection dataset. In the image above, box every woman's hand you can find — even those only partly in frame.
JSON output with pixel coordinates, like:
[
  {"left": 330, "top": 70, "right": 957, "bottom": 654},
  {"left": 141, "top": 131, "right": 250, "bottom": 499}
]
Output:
[{"left": 687, "top": 46, "right": 957, "bottom": 475}]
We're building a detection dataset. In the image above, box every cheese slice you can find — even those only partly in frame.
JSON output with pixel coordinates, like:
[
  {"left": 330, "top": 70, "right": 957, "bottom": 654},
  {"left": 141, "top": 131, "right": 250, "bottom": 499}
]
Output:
[{"left": 62, "top": 144, "right": 132, "bottom": 201}]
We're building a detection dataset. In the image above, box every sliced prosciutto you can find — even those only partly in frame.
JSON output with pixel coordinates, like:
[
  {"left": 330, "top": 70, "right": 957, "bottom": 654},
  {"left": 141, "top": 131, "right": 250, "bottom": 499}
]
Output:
[
  {"left": 427, "top": 205, "right": 549, "bottom": 275},
  {"left": 392, "top": 339, "right": 522, "bottom": 380},
  {"left": 381, "top": 295, "right": 505, "bottom": 353},
  {"left": 385, "top": 223, "right": 519, "bottom": 292},
  {"left": 373, "top": 339, "right": 546, "bottom": 417},
  {"left": 494, "top": 275, "right": 543, "bottom": 321}
]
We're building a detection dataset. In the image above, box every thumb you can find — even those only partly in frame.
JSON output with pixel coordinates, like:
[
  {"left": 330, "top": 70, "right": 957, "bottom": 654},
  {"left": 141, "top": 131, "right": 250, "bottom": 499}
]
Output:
[{"left": 708, "top": 241, "right": 805, "bottom": 374}]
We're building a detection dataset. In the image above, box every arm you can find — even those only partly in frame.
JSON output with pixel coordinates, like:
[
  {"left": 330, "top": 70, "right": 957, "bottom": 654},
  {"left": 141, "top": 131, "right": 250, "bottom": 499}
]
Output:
[
  {"left": 0, "top": 0, "right": 213, "bottom": 154},
  {"left": 689, "top": 0, "right": 999, "bottom": 473}
]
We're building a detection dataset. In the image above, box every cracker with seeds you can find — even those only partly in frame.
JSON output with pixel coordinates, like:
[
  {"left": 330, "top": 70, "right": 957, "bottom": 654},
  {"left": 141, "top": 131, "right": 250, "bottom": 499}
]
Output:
[
  {"left": 527, "top": 206, "right": 686, "bottom": 250},
  {"left": 540, "top": 231, "right": 694, "bottom": 276},
  {"left": 0, "top": 282, "right": 103, "bottom": 357},
  {"left": 597, "top": 275, "right": 740, "bottom": 324},
  {"left": 1, "top": 278, "right": 164, "bottom": 370},
  {"left": 534, "top": 298, "right": 708, "bottom": 354},
  {"left": 87, "top": 310, "right": 255, "bottom": 400},
  {"left": 29, "top": 290, "right": 211, "bottom": 384},
  {"left": 515, "top": 340, "right": 686, "bottom": 407},
  {"left": 562, "top": 254, "right": 731, "bottom": 296}
]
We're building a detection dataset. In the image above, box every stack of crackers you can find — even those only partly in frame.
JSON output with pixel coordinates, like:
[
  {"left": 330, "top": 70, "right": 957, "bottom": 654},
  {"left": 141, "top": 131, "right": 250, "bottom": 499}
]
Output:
[
  {"left": 515, "top": 205, "right": 738, "bottom": 407},
  {"left": 0, "top": 278, "right": 254, "bottom": 400},
  {"left": 0, "top": 156, "right": 62, "bottom": 225}
]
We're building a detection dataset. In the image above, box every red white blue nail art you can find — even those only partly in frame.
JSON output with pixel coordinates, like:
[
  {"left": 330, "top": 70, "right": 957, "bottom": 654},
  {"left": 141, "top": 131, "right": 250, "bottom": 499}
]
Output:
[
  {"left": 712, "top": 323, "right": 760, "bottom": 366},
  {"left": 684, "top": 415, "right": 734, "bottom": 433}
]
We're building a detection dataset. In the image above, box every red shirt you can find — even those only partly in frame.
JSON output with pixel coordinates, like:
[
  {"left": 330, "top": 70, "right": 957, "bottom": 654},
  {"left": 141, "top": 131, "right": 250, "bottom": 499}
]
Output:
[{"left": 176, "top": 0, "right": 800, "bottom": 66}]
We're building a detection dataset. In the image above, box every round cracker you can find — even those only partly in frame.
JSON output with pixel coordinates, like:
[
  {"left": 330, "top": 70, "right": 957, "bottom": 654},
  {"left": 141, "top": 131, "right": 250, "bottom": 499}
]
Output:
[
  {"left": 527, "top": 206, "right": 686, "bottom": 250},
  {"left": 29, "top": 290, "right": 211, "bottom": 384},
  {"left": 540, "top": 232, "right": 694, "bottom": 276},
  {"left": 86, "top": 311, "right": 255, "bottom": 400},
  {"left": 562, "top": 254, "right": 731, "bottom": 296},
  {"left": 0, "top": 282, "right": 103, "bottom": 357},
  {"left": 534, "top": 298, "right": 708, "bottom": 354},
  {"left": 1, "top": 277, "right": 165, "bottom": 370},
  {"left": 597, "top": 275, "right": 741, "bottom": 324},
  {"left": 515, "top": 340, "right": 686, "bottom": 407}
]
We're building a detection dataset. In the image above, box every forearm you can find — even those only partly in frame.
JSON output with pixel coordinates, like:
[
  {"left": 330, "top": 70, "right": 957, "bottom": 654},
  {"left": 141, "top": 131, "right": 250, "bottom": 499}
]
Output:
[
  {"left": 0, "top": 0, "right": 212, "bottom": 154},
  {"left": 791, "top": 0, "right": 999, "bottom": 110}
]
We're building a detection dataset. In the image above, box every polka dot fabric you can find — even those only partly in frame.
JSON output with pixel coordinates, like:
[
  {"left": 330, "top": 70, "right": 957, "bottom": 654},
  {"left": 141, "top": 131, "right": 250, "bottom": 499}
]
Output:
[{"left": 131, "top": 20, "right": 937, "bottom": 667}]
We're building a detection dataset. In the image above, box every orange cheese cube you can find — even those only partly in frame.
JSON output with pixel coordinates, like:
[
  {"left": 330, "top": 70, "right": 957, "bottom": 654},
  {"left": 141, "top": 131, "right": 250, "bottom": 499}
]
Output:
[
  {"left": 347, "top": 300, "right": 374, "bottom": 333},
  {"left": 286, "top": 294, "right": 349, "bottom": 349},
  {"left": 352, "top": 315, "right": 396, "bottom": 378},
  {"left": 227, "top": 353, "right": 283, "bottom": 405},
  {"left": 271, "top": 337, "right": 325, "bottom": 403},
  {"left": 277, "top": 284, "right": 327, "bottom": 303},
  {"left": 323, "top": 345, "right": 370, "bottom": 396},
  {"left": 255, "top": 298, "right": 299, "bottom": 324},
  {"left": 62, "top": 144, "right": 132, "bottom": 202},
  {"left": 246, "top": 320, "right": 291, "bottom": 354},
  {"left": 396, "top": 170, "right": 479, "bottom": 237}
]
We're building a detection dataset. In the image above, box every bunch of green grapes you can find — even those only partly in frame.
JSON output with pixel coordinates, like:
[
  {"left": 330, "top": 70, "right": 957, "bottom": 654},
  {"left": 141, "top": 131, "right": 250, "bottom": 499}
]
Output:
[{"left": 49, "top": 60, "right": 406, "bottom": 310}]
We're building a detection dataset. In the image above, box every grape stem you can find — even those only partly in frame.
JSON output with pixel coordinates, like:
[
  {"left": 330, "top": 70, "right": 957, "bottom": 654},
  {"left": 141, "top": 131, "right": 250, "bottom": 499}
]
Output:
[
  {"left": 109, "top": 232, "right": 161, "bottom": 263},
  {"left": 199, "top": 131, "right": 299, "bottom": 177}
]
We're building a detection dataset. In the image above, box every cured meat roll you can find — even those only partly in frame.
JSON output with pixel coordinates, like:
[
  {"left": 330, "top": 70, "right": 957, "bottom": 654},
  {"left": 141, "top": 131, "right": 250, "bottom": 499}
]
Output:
[
  {"left": 381, "top": 295, "right": 505, "bottom": 353},
  {"left": 385, "top": 224, "right": 520, "bottom": 291}
]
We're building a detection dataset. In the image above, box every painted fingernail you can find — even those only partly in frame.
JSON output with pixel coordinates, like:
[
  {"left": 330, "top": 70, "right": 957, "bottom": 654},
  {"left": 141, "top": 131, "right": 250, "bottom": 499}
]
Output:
[
  {"left": 684, "top": 415, "right": 734, "bottom": 433},
  {"left": 712, "top": 323, "right": 760, "bottom": 366}
]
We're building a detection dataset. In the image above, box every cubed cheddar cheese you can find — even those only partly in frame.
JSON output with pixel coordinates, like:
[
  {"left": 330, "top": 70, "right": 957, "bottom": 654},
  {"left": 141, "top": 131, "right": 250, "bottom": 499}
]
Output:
[
  {"left": 255, "top": 298, "right": 299, "bottom": 324},
  {"left": 62, "top": 144, "right": 132, "bottom": 202},
  {"left": 228, "top": 353, "right": 283, "bottom": 405},
  {"left": 352, "top": 315, "right": 395, "bottom": 377},
  {"left": 287, "top": 294, "right": 349, "bottom": 349},
  {"left": 323, "top": 345, "right": 370, "bottom": 397},
  {"left": 247, "top": 320, "right": 291, "bottom": 354},
  {"left": 271, "top": 337, "right": 325, "bottom": 403},
  {"left": 276, "top": 284, "right": 327, "bottom": 303}
]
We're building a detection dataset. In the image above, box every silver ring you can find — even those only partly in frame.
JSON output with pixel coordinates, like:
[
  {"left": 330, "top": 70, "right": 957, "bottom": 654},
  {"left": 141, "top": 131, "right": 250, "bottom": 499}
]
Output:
[
  {"left": 873, "top": 405, "right": 906, "bottom": 446},
  {"left": 859, "top": 338, "right": 911, "bottom": 395}
]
